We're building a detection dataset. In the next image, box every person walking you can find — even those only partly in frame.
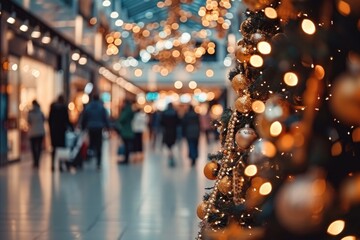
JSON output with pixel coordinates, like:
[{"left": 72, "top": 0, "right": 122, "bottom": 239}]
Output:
[
  {"left": 183, "top": 105, "right": 201, "bottom": 166},
  {"left": 131, "top": 108, "right": 149, "bottom": 162},
  {"left": 81, "top": 94, "right": 109, "bottom": 170},
  {"left": 27, "top": 100, "right": 46, "bottom": 169},
  {"left": 116, "top": 100, "right": 135, "bottom": 164},
  {"left": 48, "top": 95, "right": 72, "bottom": 171},
  {"left": 160, "top": 103, "right": 179, "bottom": 167}
]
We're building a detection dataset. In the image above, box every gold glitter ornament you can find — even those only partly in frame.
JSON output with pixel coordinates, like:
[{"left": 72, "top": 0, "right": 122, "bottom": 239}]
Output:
[
  {"left": 203, "top": 161, "right": 220, "bottom": 180},
  {"left": 235, "top": 124, "right": 258, "bottom": 150},
  {"left": 275, "top": 169, "right": 334, "bottom": 234},
  {"left": 196, "top": 202, "right": 207, "bottom": 220},
  {"left": 235, "top": 94, "right": 252, "bottom": 113},
  {"left": 218, "top": 176, "right": 233, "bottom": 195},
  {"left": 231, "top": 74, "right": 250, "bottom": 95},
  {"left": 235, "top": 45, "right": 252, "bottom": 63}
]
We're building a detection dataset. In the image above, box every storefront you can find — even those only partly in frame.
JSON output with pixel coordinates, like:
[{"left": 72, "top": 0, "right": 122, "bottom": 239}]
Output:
[
  {"left": 5, "top": 32, "right": 64, "bottom": 162},
  {"left": 0, "top": 7, "right": 68, "bottom": 164}
]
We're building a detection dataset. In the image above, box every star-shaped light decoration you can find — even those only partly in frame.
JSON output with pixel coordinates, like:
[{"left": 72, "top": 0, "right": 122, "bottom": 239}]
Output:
[{"left": 204, "top": 222, "right": 264, "bottom": 240}]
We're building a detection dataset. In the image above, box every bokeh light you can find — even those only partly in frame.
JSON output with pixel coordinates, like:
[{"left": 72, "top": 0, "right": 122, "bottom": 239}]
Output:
[
  {"left": 284, "top": 72, "right": 298, "bottom": 86},
  {"left": 327, "top": 220, "right": 345, "bottom": 236},
  {"left": 301, "top": 19, "right": 316, "bottom": 35},
  {"left": 250, "top": 55, "right": 264, "bottom": 67}
]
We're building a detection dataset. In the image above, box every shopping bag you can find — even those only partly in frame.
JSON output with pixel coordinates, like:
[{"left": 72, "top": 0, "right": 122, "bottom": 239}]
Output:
[
  {"left": 117, "top": 144, "right": 125, "bottom": 155},
  {"left": 65, "top": 130, "right": 77, "bottom": 148}
]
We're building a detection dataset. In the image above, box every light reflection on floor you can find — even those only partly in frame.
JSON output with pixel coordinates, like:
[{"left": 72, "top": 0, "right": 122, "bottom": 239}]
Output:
[{"left": 0, "top": 135, "right": 218, "bottom": 240}]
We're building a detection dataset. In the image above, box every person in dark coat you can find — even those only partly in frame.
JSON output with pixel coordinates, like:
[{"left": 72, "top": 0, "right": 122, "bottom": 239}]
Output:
[
  {"left": 160, "top": 103, "right": 179, "bottom": 166},
  {"left": 27, "top": 100, "right": 45, "bottom": 168},
  {"left": 116, "top": 100, "right": 135, "bottom": 164},
  {"left": 81, "top": 94, "right": 110, "bottom": 170},
  {"left": 48, "top": 95, "right": 72, "bottom": 171},
  {"left": 182, "top": 105, "right": 201, "bottom": 166}
]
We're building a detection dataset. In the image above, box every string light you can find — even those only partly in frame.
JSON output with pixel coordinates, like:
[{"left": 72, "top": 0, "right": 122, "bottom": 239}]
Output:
[
  {"left": 257, "top": 41, "right": 271, "bottom": 55},
  {"left": 270, "top": 121, "right": 283, "bottom": 137},
  {"left": 301, "top": 19, "right": 316, "bottom": 35},
  {"left": 264, "top": 7, "right": 277, "bottom": 19},
  {"left": 250, "top": 55, "right": 264, "bottom": 67},
  {"left": 244, "top": 165, "right": 257, "bottom": 177},
  {"left": 174, "top": 81, "right": 183, "bottom": 89},
  {"left": 284, "top": 72, "right": 298, "bottom": 86},
  {"left": 259, "top": 182, "right": 272, "bottom": 195},
  {"left": 252, "top": 100, "right": 265, "bottom": 113},
  {"left": 327, "top": 220, "right": 345, "bottom": 236},
  {"left": 189, "top": 81, "right": 197, "bottom": 89}
]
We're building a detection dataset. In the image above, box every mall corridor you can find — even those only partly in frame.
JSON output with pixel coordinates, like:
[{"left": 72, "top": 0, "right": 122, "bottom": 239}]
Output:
[{"left": 0, "top": 136, "right": 217, "bottom": 240}]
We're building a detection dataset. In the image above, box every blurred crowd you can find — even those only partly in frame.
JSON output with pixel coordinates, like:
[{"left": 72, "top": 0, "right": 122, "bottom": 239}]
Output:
[{"left": 26, "top": 94, "right": 219, "bottom": 172}]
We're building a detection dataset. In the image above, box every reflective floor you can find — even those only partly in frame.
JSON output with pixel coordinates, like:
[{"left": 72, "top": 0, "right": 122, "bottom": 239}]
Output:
[{"left": 0, "top": 135, "right": 217, "bottom": 240}]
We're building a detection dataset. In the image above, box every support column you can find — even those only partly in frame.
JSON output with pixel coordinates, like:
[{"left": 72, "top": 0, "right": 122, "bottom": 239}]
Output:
[
  {"left": 61, "top": 46, "right": 71, "bottom": 102},
  {"left": 0, "top": 14, "right": 9, "bottom": 165}
]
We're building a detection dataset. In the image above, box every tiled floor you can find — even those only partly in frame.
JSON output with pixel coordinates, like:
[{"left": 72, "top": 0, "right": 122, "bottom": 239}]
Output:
[{"left": 0, "top": 135, "right": 218, "bottom": 240}]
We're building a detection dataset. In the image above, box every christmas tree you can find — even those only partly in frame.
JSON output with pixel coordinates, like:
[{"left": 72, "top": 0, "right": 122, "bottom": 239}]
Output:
[{"left": 196, "top": 0, "right": 360, "bottom": 239}]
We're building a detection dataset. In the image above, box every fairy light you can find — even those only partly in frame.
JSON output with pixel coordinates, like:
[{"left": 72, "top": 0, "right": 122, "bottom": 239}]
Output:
[
  {"left": 262, "top": 141, "right": 277, "bottom": 158},
  {"left": 284, "top": 72, "right": 298, "bottom": 86},
  {"left": 270, "top": 121, "right": 282, "bottom": 137},
  {"left": 68, "top": 102, "right": 75, "bottom": 111},
  {"left": 264, "top": 7, "right": 277, "bottom": 19},
  {"left": 327, "top": 220, "right": 345, "bottom": 236},
  {"left": 144, "top": 105, "right": 152, "bottom": 113},
  {"left": 341, "top": 236, "right": 356, "bottom": 240},
  {"left": 134, "top": 68, "right": 143, "bottom": 77},
  {"left": 249, "top": 55, "right": 263, "bottom": 67},
  {"left": 189, "top": 81, "right": 197, "bottom": 89},
  {"left": 301, "top": 19, "right": 316, "bottom": 35},
  {"left": 252, "top": 100, "right": 265, "bottom": 113},
  {"left": 174, "top": 81, "right": 183, "bottom": 89},
  {"left": 244, "top": 165, "right": 257, "bottom": 177},
  {"left": 257, "top": 41, "right": 271, "bottom": 55},
  {"left": 206, "top": 69, "right": 214, "bottom": 77},
  {"left": 259, "top": 182, "right": 272, "bottom": 195}
]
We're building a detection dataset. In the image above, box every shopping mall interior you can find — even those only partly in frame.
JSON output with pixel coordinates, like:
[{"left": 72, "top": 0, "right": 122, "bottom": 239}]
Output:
[{"left": 0, "top": 0, "right": 360, "bottom": 240}]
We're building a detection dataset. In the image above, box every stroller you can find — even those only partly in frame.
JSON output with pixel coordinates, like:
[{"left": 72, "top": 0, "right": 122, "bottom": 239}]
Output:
[{"left": 54, "top": 130, "right": 85, "bottom": 171}]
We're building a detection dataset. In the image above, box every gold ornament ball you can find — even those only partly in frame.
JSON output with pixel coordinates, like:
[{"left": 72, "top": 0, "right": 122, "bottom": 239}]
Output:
[
  {"left": 218, "top": 176, "right": 233, "bottom": 195},
  {"left": 235, "top": 45, "right": 251, "bottom": 63},
  {"left": 196, "top": 202, "right": 207, "bottom": 220},
  {"left": 275, "top": 170, "right": 334, "bottom": 234},
  {"left": 255, "top": 114, "right": 272, "bottom": 139},
  {"left": 231, "top": 74, "right": 249, "bottom": 94},
  {"left": 235, "top": 95, "right": 252, "bottom": 113},
  {"left": 203, "top": 161, "right": 219, "bottom": 180},
  {"left": 243, "top": 0, "right": 275, "bottom": 11},
  {"left": 235, "top": 125, "right": 258, "bottom": 150},
  {"left": 329, "top": 74, "right": 360, "bottom": 126},
  {"left": 263, "top": 95, "right": 290, "bottom": 122},
  {"left": 240, "top": 20, "right": 252, "bottom": 37}
]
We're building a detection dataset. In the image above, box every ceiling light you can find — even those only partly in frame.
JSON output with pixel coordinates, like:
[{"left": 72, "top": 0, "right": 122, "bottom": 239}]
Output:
[
  {"left": 7, "top": 16, "right": 15, "bottom": 24},
  {"left": 79, "top": 56, "right": 87, "bottom": 65},
  {"left": 103, "top": 0, "right": 111, "bottom": 7},
  {"left": 19, "top": 20, "right": 29, "bottom": 32},
  {"left": 72, "top": 52, "right": 80, "bottom": 61},
  {"left": 110, "top": 11, "right": 119, "bottom": 18},
  {"left": 115, "top": 19, "right": 123, "bottom": 26},
  {"left": 31, "top": 27, "right": 41, "bottom": 38},
  {"left": 41, "top": 33, "right": 51, "bottom": 44},
  {"left": 20, "top": 24, "right": 28, "bottom": 32}
]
